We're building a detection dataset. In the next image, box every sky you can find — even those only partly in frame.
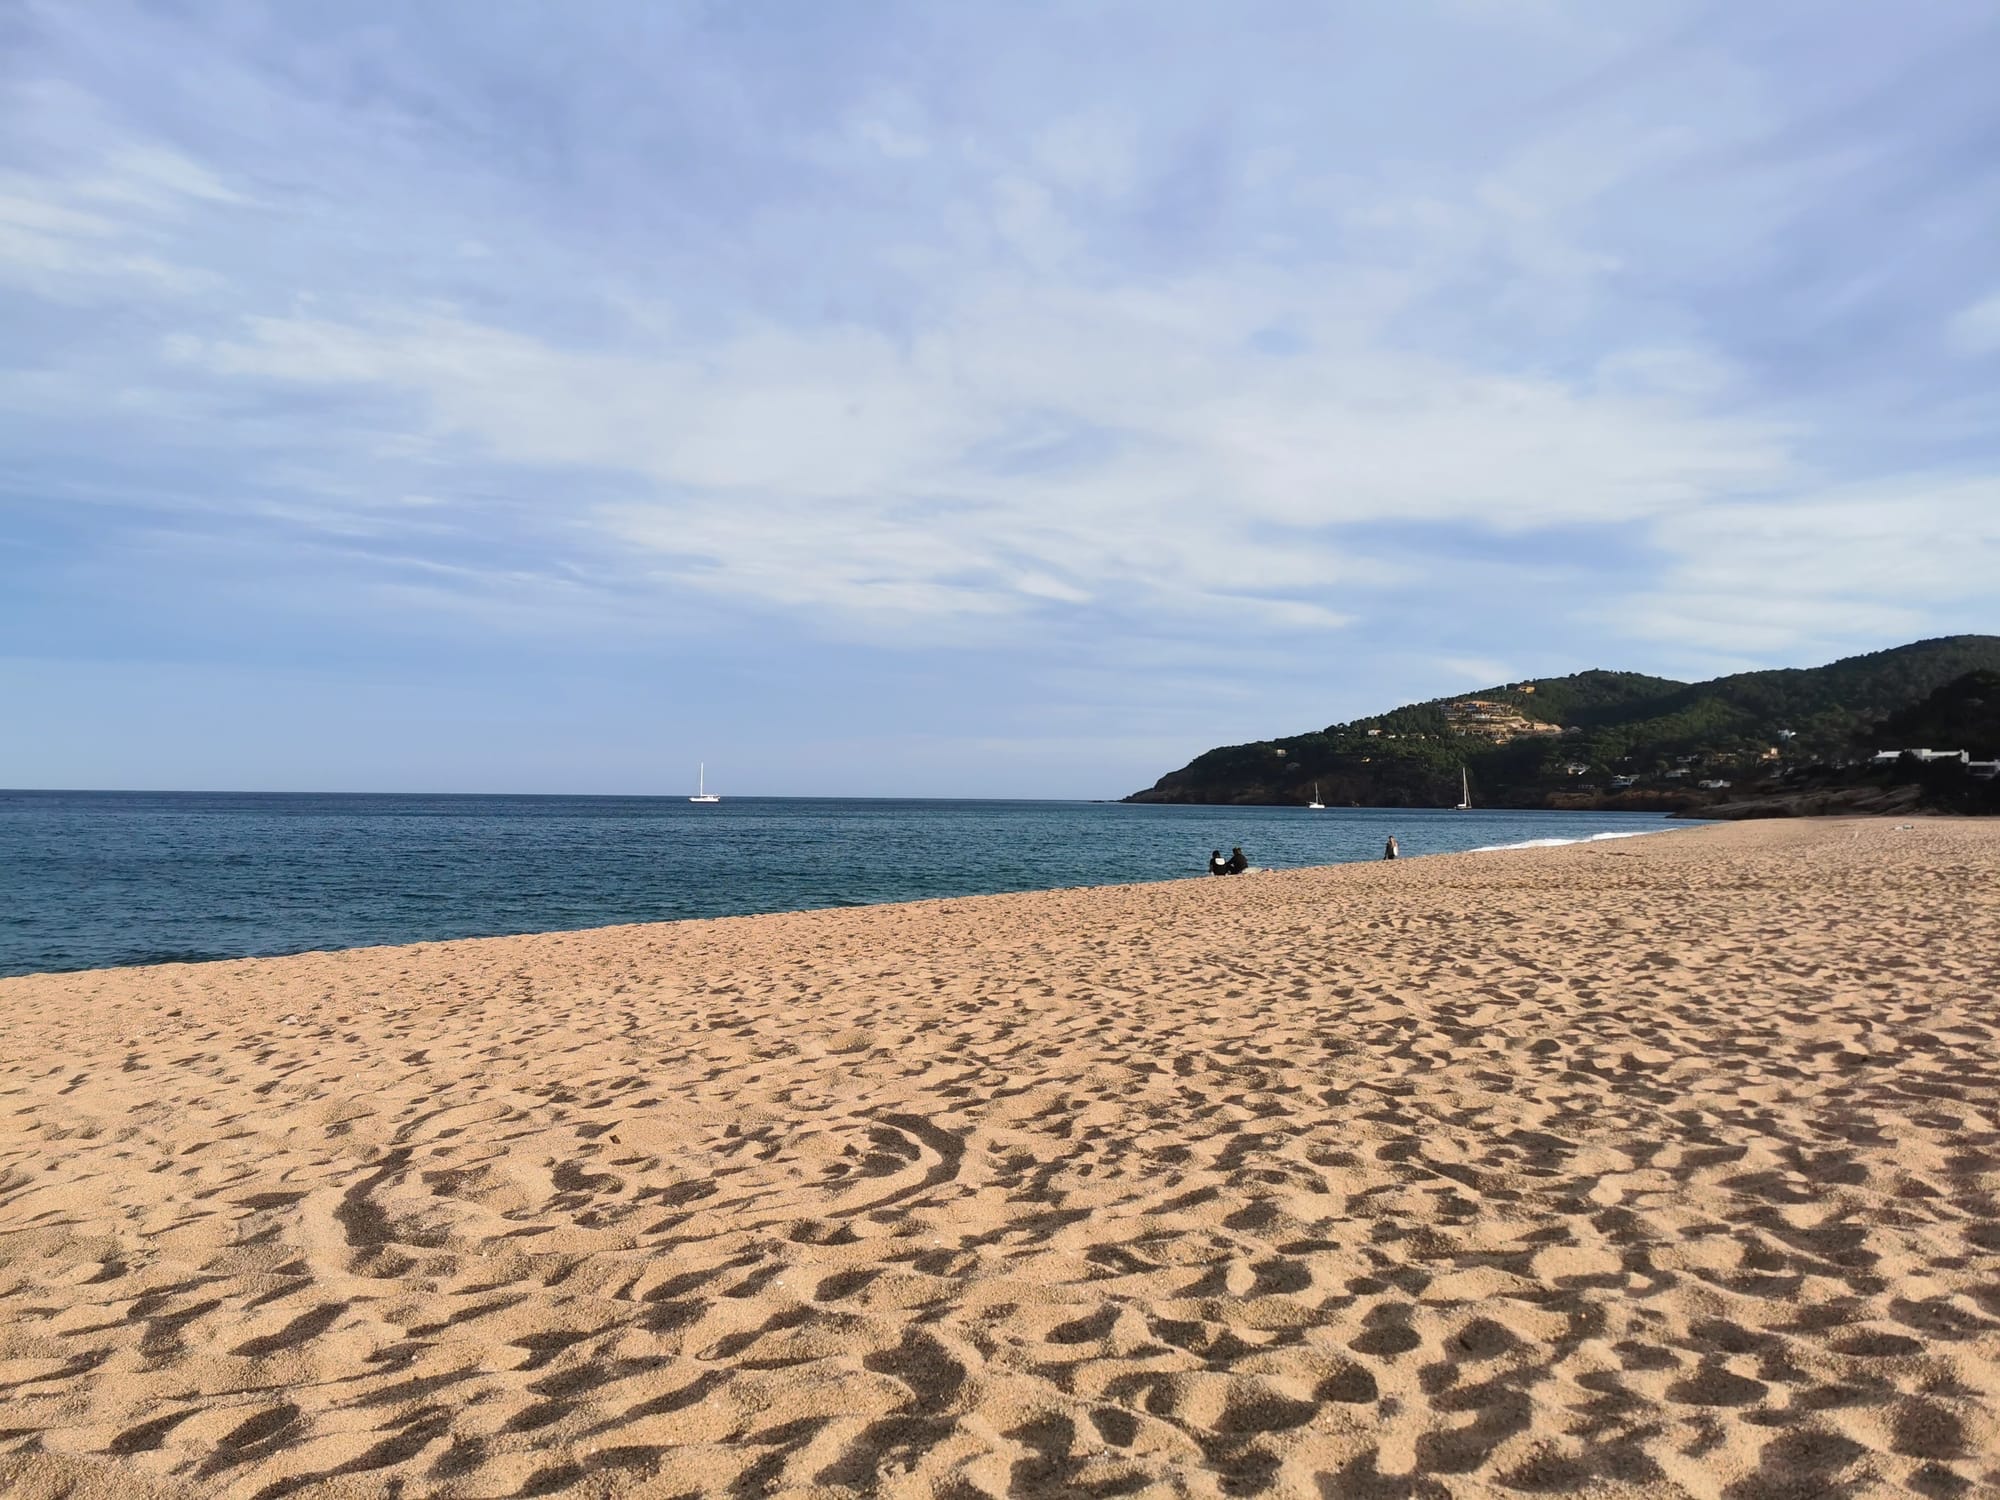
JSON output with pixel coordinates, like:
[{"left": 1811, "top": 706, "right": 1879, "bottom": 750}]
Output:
[{"left": 3, "top": 1, "right": 1998, "bottom": 797}]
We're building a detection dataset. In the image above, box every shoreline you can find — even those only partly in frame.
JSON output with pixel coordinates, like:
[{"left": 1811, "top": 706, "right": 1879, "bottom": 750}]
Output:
[
  {"left": 2, "top": 808, "right": 1693, "bottom": 985},
  {"left": 5, "top": 818, "right": 1998, "bottom": 1498}
]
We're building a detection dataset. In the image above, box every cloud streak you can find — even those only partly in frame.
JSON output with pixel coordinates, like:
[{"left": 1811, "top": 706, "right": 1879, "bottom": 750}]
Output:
[
  {"left": 2, "top": 0, "right": 1998, "bottom": 793},
  {"left": 159, "top": 282, "right": 1796, "bottom": 635}
]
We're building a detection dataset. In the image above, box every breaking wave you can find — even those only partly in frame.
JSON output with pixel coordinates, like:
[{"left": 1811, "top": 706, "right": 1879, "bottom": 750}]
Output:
[{"left": 1470, "top": 828, "right": 1676, "bottom": 854}]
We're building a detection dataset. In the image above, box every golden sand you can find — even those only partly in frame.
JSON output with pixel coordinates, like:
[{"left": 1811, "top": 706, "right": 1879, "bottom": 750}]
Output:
[{"left": 3, "top": 818, "right": 1998, "bottom": 1498}]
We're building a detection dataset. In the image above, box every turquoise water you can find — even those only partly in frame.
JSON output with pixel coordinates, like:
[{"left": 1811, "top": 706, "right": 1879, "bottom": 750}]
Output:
[{"left": 0, "top": 792, "right": 1685, "bottom": 977}]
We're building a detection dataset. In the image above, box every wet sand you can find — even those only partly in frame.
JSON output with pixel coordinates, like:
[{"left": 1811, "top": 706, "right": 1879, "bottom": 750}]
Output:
[{"left": 3, "top": 818, "right": 1998, "bottom": 1498}]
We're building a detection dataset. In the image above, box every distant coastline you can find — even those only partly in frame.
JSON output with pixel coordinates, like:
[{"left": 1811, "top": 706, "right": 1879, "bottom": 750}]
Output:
[{"left": 1127, "top": 635, "right": 2000, "bottom": 814}]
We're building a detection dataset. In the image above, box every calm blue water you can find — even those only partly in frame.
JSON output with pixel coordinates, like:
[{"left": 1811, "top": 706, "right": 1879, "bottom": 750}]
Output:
[{"left": 0, "top": 792, "right": 1685, "bottom": 978}]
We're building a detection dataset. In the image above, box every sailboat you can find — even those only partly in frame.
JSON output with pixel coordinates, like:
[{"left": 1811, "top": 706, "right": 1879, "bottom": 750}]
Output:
[
  {"left": 1307, "top": 783, "right": 1325, "bottom": 809},
  {"left": 1455, "top": 767, "right": 1471, "bottom": 810},
  {"left": 689, "top": 763, "right": 721, "bottom": 804}
]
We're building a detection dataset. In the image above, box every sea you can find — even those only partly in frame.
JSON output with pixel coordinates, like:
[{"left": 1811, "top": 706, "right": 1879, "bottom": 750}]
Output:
[{"left": 0, "top": 792, "right": 1689, "bottom": 978}]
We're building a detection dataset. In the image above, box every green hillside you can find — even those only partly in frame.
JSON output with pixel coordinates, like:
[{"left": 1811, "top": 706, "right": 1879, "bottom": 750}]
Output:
[
  {"left": 1126, "top": 635, "right": 2000, "bottom": 808},
  {"left": 1873, "top": 670, "right": 2000, "bottom": 755}
]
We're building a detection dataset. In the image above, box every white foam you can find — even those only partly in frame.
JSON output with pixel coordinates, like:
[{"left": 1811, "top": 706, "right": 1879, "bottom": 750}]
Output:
[{"left": 1469, "top": 828, "right": 1672, "bottom": 854}]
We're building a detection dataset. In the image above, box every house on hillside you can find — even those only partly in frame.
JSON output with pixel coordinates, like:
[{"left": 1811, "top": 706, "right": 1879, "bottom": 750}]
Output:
[
  {"left": 1440, "top": 698, "right": 1563, "bottom": 745},
  {"left": 1877, "top": 748, "right": 1970, "bottom": 764}
]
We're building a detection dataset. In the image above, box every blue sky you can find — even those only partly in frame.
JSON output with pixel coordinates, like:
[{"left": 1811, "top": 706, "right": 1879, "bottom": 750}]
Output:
[{"left": 3, "top": 1, "right": 1997, "bottom": 797}]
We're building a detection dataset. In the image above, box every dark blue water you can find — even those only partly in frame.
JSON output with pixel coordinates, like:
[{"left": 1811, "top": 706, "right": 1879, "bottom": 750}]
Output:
[{"left": 0, "top": 792, "right": 1685, "bottom": 977}]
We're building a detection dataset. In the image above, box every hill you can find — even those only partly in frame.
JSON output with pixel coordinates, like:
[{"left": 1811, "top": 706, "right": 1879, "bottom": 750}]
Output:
[
  {"left": 1873, "top": 669, "right": 2000, "bottom": 754},
  {"left": 1125, "top": 635, "right": 2000, "bottom": 809}
]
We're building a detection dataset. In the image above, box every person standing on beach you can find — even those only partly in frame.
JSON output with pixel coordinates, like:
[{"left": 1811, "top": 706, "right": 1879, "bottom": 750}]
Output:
[{"left": 1384, "top": 835, "right": 1399, "bottom": 860}]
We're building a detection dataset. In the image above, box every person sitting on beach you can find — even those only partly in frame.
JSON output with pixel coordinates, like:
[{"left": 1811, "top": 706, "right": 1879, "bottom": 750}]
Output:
[
  {"left": 1207, "top": 849, "right": 1228, "bottom": 877},
  {"left": 1384, "top": 835, "right": 1399, "bottom": 860},
  {"left": 1225, "top": 847, "right": 1249, "bottom": 875}
]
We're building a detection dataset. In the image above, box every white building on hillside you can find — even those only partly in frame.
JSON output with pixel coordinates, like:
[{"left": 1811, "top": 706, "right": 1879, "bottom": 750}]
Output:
[{"left": 1874, "top": 748, "right": 1970, "bottom": 764}]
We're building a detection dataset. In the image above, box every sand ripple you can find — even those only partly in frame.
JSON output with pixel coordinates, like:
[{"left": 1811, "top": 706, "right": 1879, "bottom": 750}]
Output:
[{"left": 3, "top": 818, "right": 1999, "bottom": 1497}]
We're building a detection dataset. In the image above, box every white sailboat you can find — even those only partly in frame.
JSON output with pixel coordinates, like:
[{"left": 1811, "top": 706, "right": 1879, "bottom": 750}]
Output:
[
  {"left": 1455, "top": 767, "right": 1471, "bottom": 810},
  {"left": 1307, "top": 783, "right": 1325, "bottom": 809},
  {"left": 689, "top": 763, "right": 721, "bottom": 804}
]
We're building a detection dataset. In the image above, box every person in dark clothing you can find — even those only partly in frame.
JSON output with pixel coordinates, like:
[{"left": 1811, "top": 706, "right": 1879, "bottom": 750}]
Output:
[
  {"left": 1383, "top": 835, "right": 1399, "bottom": 860},
  {"left": 1225, "top": 847, "right": 1249, "bottom": 875},
  {"left": 1207, "top": 849, "right": 1228, "bottom": 876}
]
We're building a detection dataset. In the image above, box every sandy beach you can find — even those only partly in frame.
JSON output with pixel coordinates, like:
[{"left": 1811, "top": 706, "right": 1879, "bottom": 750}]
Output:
[{"left": 3, "top": 818, "right": 1998, "bottom": 1499}]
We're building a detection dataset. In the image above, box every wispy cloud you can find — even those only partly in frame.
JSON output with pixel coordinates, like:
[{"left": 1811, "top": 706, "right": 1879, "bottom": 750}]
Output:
[
  {"left": 1627, "top": 478, "right": 2000, "bottom": 657},
  {"left": 1437, "top": 657, "right": 1516, "bottom": 688},
  {"left": 3, "top": 0, "right": 1998, "bottom": 793},
  {"left": 1949, "top": 292, "right": 2000, "bottom": 356},
  {"left": 155, "top": 284, "right": 1794, "bottom": 635}
]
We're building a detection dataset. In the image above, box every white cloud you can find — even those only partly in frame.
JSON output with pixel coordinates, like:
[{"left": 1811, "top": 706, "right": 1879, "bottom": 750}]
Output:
[
  {"left": 988, "top": 175, "right": 1079, "bottom": 267},
  {"left": 1624, "top": 478, "right": 2000, "bottom": 655},
  {"left": 162, "top": 266, "right": 1794, "bottom": 638},
  {"left": 1034, "top": 112, "right": 1141, "bottom": 199},
  {"left": 1438, "top": 657, "right": 1514, "bottom": 687},
  {"left": 74, "top": 145, "right": 245, "bottom": 212},
  {"left": 7, "top": 0, "right": 1997, "bottom": 713},
  {"left": 0, "top": 142, "right": 240, "bottom": 299},
  {"left": 1948, "top": 293, "right": 2000, "bottom": 356},
  {"left": 850, "top": 116, "right": 930, "bottom": 162},
  {"left": 0, "top": 190, "right": 203, "bottom": 298}
]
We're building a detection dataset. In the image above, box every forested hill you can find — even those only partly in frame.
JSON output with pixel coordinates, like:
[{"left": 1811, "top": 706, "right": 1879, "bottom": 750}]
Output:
[{"left": 1125, "top": 635, "right": 2000, "bottom": 809}]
